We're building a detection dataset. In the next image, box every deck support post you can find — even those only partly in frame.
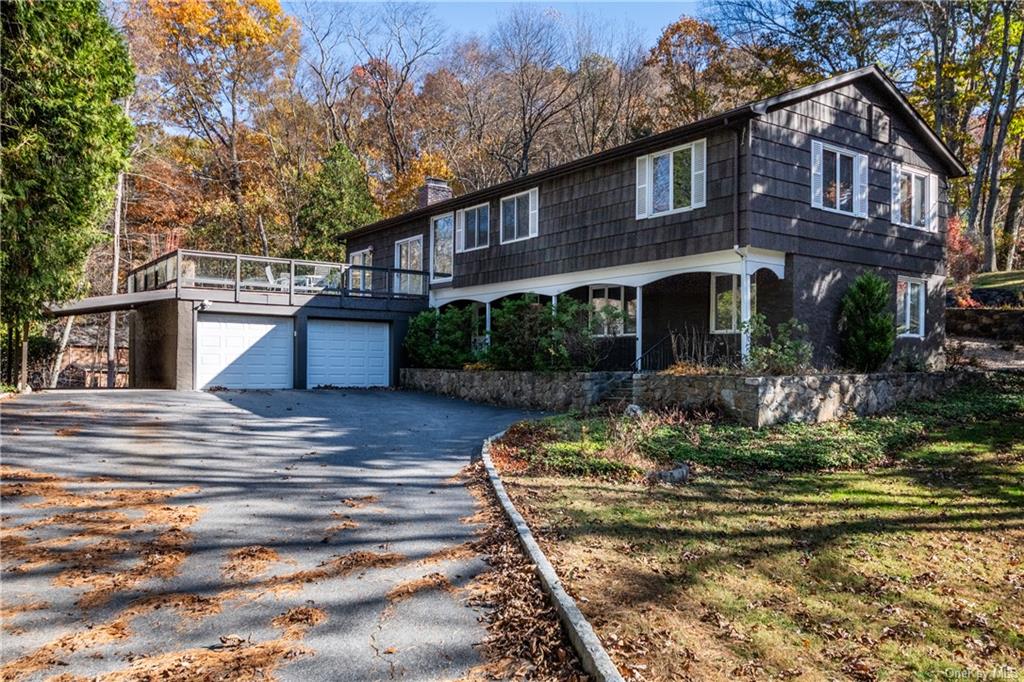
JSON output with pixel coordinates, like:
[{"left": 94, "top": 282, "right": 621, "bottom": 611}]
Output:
[
  {"left": 485, "top": 301, "right": 492, "bottom": 346},
  {"left": 635, "top": 285, "right": 644, "bottom": 370},
  {"left": 739, "top": 260, "right": 752, "bottom": 363}
]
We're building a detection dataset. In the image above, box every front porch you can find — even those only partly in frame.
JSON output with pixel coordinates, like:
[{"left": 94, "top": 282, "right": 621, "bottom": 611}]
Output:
[{"left": 432, "top": 248, "right": 789, "bottom": 372}]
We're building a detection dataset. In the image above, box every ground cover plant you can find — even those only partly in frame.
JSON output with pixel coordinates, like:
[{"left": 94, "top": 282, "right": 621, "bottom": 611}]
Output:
[{"left": 494, "top": 373, "right": 1024, "bottom": 680}]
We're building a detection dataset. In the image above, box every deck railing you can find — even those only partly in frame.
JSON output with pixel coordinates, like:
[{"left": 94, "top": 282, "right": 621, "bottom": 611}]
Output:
[{"left": 127, "top": 249, "right": 429, "bottom": 300}]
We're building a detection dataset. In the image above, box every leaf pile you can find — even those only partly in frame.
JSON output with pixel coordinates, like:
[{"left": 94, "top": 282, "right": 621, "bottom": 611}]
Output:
[{"left": 458, "top": 462, "right": 588, "bottom": 681}]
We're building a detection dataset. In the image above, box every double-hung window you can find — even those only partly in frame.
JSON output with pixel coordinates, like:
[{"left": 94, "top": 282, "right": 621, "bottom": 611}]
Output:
[
  {"left": 896, "top": 277, "right": 925, "bottom": 338},
  {"left": 811, "top": 140, "right": 868, "bottom": 217},
  {"left": 430, "top": 213, "right": 454, "bottom": 283},
  {"left": 635, "top": 138, "right": 706, "bottom": 219},
  {"left": 891, "top": 163, "right": 938, "bottom": 231},
  {"left": 710, "top": 274, "right": 756, "bottom": 334},
  {"left": 589, "top": 286, "right": 637, "bottom": 336},
  {"left": 456, "top": 203, "right": 490, "bottom": 252},
  {"left": 348, "top": 248, "right": 372, "bottom": 292},
  {"left": 500, "top": 188, "right": 539, "bottom": 244}
]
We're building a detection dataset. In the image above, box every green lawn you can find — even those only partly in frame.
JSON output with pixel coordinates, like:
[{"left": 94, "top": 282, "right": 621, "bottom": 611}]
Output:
[
  {"left": 497, "top": 374, "right": 1024, "bottom": 680},
  {"left": 971, "top": 269, "right": 1024, "bottom": 293}
]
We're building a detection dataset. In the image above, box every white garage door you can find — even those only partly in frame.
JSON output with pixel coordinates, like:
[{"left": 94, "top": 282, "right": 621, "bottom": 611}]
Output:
[
  {"left": 307, "top": 319, "right": 389, "bottom": 388},
  {"left": 196, "top": 313, "right": 293, "bottom": 389}
]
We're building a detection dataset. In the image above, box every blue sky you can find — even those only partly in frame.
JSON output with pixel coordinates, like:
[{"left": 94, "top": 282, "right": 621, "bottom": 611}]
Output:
[
  {"left": 289, "top": 2, "right": 711, "bottom": 47},
  {"left": 427, "top": 2, "right": 708, "bottom": 44}
]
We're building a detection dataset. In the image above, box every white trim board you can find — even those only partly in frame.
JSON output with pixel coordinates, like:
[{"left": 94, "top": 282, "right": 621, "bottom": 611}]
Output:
[{"left": 430, "top": 247, "right": 786, "bottom": 306}]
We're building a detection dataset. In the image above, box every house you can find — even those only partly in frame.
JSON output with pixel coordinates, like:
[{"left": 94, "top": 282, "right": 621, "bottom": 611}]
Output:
[
  {"left": 47, "top": 66, "right": 965, "bottom": 390},
  {"left": 343, "top": 65, "right": 965, "bottom": 371}
]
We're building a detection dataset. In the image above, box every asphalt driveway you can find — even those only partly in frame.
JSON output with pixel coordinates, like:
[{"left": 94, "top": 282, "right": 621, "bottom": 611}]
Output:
[{"left": 0, "top": 389, "right": 531, "bottom": 681}]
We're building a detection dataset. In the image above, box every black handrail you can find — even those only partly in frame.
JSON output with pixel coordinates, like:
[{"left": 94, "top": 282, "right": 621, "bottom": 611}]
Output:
[{"left": 631, "top": 332, "right": 675, "bottom": 373}]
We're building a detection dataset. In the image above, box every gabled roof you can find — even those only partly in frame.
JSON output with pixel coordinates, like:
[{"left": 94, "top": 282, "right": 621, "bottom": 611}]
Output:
[
  {"left": 750, "top": 65, "right": 966, "bottom": 177},
  {"left": 345, "top": 65, "right": 966, "bottom": 240}
]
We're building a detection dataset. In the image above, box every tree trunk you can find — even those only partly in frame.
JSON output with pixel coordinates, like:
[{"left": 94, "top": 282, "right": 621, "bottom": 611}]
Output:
[
  {"left": 981, "top": 19, "right": 1024, "bottom": 271},
  {"left": 5, "top": 324, "right": 13, "bottom": 385},
  {"left": 107, "top": 171, "right": 124, "bottom": 388},
  {"left": 256, "top": 214, "right": 270, "bottom": 257},
  {"left": 51, "top": 315, "right": 75, "bottom": 389},
  {"left": 968, "top": 2, "right": 1011, "bottom": 235},
  {"left": 18, "top": 320, "right": 29, "bottom": 391}
]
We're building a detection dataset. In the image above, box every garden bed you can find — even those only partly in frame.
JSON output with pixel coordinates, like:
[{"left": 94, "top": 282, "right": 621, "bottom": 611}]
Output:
[{"left": 492, "top": 373, "right": 1024, "bottom": 680}]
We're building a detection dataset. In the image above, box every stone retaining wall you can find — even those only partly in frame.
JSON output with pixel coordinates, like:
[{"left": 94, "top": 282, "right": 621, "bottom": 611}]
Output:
[
  {"left": 947, "top": 308, "right": 1024, "bottom": 341},
  {"left": 633, "top": 371, "right": 974, "bottom": 427},
  {"left": 400, "top": 368, "right": 629, "bottom": 412}
]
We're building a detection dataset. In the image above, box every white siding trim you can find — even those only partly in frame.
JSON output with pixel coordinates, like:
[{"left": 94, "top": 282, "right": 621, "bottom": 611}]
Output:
[
  {"left": 430, "top": 247, "right": 786, "bottom": 307},
  {"left": 811, "top": 140, "right": 824, "bottom": 208},
  {"left": 890, "top": 162, "right": 902, "bottom": 225},
  {"left": 635, "top": 155, "right": 648, "bottom": 219}
]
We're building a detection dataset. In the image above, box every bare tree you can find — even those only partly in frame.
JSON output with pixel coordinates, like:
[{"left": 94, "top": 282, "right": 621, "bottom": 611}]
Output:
[
  {"left": 565, "top": 20, "right": 650, "bottom": 156},
  {"left": 296, "top": 2, "right": 356, "bottom": 149},
  {"left": 344, "top": 2, "right": 443, "bottom": 176},
  {"left": 489, "top": 6, "right": 581, "bottom": 178}
]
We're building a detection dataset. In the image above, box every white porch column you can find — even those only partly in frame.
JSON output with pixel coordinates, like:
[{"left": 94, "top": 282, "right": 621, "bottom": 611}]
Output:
[
  {"left": 739, "top": 261, "right": 752, "bottom": 362},
  {"left": 551, "top": 294, "right": 558, "bottom": 315},
  {"left": 484, "top": 301, "right": 492, "bottom": 345},
  {"left": 634, "top": 285, "right": 644, "bottom": 369}
]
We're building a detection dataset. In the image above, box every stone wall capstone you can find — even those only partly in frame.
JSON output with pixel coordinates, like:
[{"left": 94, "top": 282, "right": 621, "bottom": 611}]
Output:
[{"left": 633, "top": 370, "right": 976, "bottom": 428}]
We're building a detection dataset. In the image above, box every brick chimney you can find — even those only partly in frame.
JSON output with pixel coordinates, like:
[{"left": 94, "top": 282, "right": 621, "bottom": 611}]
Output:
[{"left": 416, "top": 177, "right": 453, "bottom": 208}]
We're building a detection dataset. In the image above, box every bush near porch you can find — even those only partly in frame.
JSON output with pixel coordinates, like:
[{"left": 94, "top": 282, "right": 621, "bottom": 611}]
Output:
[
  {"left": 404, "top": 295, "right": 623, "bottom": 372},
  {"left": 494, "top": 372, "right": 1024, "bottom": 680}
]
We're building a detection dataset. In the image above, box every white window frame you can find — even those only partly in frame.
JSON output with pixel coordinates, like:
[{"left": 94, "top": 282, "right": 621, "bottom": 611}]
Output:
[
  {"left": 811, "top": 139, "right": 869, "bottom": 218},
  {"left": 588, "top": 285, "right": 637, "bottom": 337},
  {"left": 456, "top": 202, "right": 490, "bottom": 253},
  {"left": 635, "top": 138, "right": 707, "bottom": 220},
  {"left": 348, "top": 247, "right": 372, "bottom": 292},
  {"left": 709, "top": 274, "right": 756, "bottom": 334},
  {"left": 393, "top": 234, "right": 424, "bottom": 295},
  {"left": 891, "top": 162, "right": 939, "bottom": 232},
  {"left": 896, "top": 276, "right": 926, "bottom": 339},
  {"left": 499, "top": 188, "right": 539, "bottom": 244},
  {"left": 429, "top": 212, "right": 455, "bottom": 284}
]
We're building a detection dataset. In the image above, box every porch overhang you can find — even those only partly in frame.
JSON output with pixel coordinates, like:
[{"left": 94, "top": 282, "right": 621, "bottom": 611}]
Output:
[
  {"left": 430, "top": 247, "right": 786, "bottom": 307},
  {"left": 45, "top": 289, "right": 177, "bottom": 317}
]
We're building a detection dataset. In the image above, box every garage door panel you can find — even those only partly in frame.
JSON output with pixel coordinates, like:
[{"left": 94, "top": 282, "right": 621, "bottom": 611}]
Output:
[
  {"left": 196, "top": 314, "right": 293, "bottom": 389},
  {"left": 307, "top": 320, "right": 389, "bottom": 388}
]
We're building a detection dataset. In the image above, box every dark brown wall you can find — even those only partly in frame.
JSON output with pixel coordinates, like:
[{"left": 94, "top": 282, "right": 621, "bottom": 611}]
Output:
[
  {"left": 129, "top": 299, "right": 180, "bottom": 389},
  {"left": 348, "top": 127, "right": 747, "bottom": 288},
  {"left": 749, "top": 80, "right": 947, "bottom": 276},
  {"left": 789, "top": 254, "right": 945, "bottom": 368}
]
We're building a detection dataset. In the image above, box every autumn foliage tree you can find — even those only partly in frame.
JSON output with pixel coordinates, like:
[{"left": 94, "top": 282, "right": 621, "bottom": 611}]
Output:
[{"left": 142, "top": 0, "right": 298, "bottom": 254}]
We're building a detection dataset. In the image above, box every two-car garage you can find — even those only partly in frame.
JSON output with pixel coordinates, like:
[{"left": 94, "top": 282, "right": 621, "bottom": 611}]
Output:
[{"left": 194, "top": 313, "right": 390, "bottom": 390}]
